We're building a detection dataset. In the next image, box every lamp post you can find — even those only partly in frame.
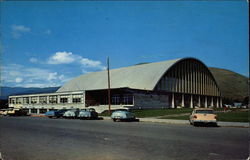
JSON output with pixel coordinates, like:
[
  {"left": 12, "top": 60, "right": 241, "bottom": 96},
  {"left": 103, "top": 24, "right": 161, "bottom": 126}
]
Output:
[{"left": 107, "top": 57, "right": 111, "bottom": 115}]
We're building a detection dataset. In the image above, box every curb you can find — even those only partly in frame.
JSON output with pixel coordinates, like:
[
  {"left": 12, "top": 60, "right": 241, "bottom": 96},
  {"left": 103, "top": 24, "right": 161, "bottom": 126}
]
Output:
[
  {"left": 30, "top": 114, "right": 46, "bottom": 117},
  {"left": 217, "top": 121, "right": 249, "bottom": 128}
]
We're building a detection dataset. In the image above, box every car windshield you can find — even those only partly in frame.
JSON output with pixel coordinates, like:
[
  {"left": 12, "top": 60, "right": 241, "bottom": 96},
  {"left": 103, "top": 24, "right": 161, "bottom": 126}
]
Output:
[
  {"left": 195, "top": 110, "right": 214, "bottom": 114},
  {"left": 58, "top": 109, "right": 67, "bottom": 112}
]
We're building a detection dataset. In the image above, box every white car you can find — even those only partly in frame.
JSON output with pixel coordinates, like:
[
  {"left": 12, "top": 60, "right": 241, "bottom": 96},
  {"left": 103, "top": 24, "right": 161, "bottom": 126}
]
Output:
[
  {"left": 78, "top": 108, "right": 98, "bottom": 119},
  {"left": 111, "top": 109, "right": 136, "bottom": 122},
  {"left": 63, "top": 109, "right": 79, "bottom": 119},
  {"left": 189, "top": 108, "right": 217, "bottom": 126}
]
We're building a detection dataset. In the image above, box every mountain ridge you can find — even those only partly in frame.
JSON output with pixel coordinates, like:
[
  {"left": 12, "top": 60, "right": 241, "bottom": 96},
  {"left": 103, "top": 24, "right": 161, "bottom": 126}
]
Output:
[{"left": 0, "top": 86, "right": 60, "bottom": 100}]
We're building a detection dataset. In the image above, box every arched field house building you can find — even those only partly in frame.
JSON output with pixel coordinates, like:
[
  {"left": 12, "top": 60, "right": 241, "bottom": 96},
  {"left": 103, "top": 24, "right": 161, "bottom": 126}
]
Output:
[{"left": 9, "top": 57, "right": 222, "bottom": 114}]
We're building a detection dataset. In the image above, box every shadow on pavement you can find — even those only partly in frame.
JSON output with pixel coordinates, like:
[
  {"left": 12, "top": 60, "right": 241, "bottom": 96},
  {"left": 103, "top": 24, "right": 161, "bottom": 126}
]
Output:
[
  {"left": 114, "top": 118, "right": 140, "bottom": 122},
  {"left": 194, "top": 123, "right": 220, "bottom": 127}
]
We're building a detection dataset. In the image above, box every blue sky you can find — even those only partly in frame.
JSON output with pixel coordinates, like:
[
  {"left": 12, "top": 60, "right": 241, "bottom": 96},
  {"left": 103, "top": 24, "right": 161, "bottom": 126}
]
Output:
[{"left": 1, "top": 1, "right": 248, "bottom": 88}]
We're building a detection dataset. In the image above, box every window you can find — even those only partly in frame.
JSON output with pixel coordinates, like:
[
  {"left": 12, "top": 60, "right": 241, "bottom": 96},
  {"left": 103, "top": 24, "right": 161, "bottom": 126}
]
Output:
[
  {"left": 72, "top": 94, "right": 83, "bottom": 103},
  {"left": 110, "top": 94, "right": 133, "bottom": 105},
  {"left": 196, "top": 110, "right": 214, "bottom": 114},
  {"left": 23, "top": 97, "right": 29, "bottom": 104},
  {"left": 39, "top": 109, "right": 47, "bottom": 114},
  {"left": 31, "top": 108, "right": 37, "bottom": 113},
  {"left": 49, "top": 95, "right": 57, "bottom": 104},
  {"left": 31, "top": 97, "right": 38, "bottom": 104},
  {"left": 16, "top": 98, "right": 22, "bottom": 104},
  {"left": 122, "top": 94, "right": 133, "bottom": 105},
  {"left": 60, "top": 95, "right": 69, "bottom": 103},
  {"left": 10, "top": 98, "right": 16, "bottom": 104},
  {"left": 39, "top": 96, "right": 47, "bottom": 104},
  {"left": 112, "top": 95, "right": 120, "bottom": 105}
]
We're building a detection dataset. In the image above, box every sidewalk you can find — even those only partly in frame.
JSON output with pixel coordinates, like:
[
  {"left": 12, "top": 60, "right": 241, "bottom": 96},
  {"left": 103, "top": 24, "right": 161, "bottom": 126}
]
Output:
[{"left": 102, "top": 117, "right": 249, "bottom": 128}]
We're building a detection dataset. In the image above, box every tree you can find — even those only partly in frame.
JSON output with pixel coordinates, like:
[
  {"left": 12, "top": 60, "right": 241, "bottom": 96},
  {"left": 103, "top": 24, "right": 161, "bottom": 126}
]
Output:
[{"left": 0, "top": 99, "right": 8, "bottom": 109}]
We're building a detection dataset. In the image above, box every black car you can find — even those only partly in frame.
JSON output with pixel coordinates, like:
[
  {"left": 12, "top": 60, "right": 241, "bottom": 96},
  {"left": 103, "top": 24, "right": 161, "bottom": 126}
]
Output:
[{"left": 8, "top": 109, "right": 28, "bottom": 116}]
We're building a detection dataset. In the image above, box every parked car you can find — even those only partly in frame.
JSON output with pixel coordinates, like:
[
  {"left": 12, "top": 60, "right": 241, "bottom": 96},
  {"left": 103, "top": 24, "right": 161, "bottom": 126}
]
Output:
[
  {"left": 63, "top": 109, "right": 79, "bottom": 119},
  {"left": 111, "top": 109, "right": 136, "bottom": 122},
  {"left": 1, "top": 108, "right": 16, "bottom": 116},
  {"left": 0, "top": 109, "right": 7, "bottom": 116},
  {"left": 4, "top": 107, "right": 16, "bottom": 115},
  {"left": 45, "top": 109, "right": 68, "bottom": 118},
  {"left": 10, "top": 109, "right": 28, "bottom": 116},
  {"left": 189, "top": 108, "right": 217, "bottom": 126},
  {"left": 78, "top": 108, "right": 98, "bottom": 119},
  {"left": 2, "top": 108, "right": 28, "bottom": 116},
  {"left": 3, "top": 108, "right": 28, "bottom": 116}
]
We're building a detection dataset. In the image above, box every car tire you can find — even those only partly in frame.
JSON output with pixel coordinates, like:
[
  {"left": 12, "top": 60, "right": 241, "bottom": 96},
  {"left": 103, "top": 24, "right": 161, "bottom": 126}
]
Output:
[{"left": 113, "top": 119, "right": 116, "bottom": 122}]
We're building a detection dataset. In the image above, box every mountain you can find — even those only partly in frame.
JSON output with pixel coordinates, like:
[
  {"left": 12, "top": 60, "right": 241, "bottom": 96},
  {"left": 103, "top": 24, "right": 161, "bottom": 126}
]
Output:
[
  {"left": 0, "top": 86, "right": 60, "bottom": 100},
  {"left": 209, "top": 67, "right": 248, "bottom": 101}
]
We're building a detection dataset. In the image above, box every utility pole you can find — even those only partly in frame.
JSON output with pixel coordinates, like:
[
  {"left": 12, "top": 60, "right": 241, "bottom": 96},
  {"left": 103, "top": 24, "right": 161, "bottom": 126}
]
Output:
[{"left": 107, "top": 57, "right": 111, "bottom": 115}]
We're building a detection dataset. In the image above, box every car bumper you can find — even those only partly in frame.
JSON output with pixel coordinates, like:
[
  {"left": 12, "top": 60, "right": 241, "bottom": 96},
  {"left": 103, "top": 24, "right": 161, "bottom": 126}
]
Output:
[
  {"left": 193, "top": 120, "right": 217, "bottom": 123},
  {"left": 79, "top": 115, "right": 91, "bottom": 118}
]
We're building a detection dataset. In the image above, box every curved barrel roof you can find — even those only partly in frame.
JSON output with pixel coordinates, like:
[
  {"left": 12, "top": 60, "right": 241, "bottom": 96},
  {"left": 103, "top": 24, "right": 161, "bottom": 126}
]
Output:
[{"left": 57, "top": 58, "right": 189, "bottom": 92}]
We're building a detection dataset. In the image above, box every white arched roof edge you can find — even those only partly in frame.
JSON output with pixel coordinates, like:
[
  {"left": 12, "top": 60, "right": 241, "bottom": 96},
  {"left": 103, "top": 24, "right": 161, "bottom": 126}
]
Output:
[{"left": 152, "top": 57, "right": 221, "bottom": 96}]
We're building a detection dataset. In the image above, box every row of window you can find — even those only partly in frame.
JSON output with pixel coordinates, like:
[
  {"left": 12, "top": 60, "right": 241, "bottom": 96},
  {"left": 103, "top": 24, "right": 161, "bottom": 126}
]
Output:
[
  {"left": 10, "top": 94, "right": 83, "bottom": 105},
  {"left": 111, "top": 95, "right": 133, "bottom": 105},
  {"left": 23, "top": 108, "right": 54, "bottom": 114}
]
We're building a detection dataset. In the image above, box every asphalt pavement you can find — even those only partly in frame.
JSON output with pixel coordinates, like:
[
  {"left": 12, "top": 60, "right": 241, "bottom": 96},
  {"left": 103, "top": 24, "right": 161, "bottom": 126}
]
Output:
[{"left": 0, "top": 117, "right": 249, "bottom": 160}]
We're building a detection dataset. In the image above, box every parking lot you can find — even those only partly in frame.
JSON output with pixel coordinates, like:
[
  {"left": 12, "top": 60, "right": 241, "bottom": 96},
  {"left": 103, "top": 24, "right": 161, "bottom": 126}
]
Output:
[{"left": 0, "top": 116, "right": 249, "bottom": 160}]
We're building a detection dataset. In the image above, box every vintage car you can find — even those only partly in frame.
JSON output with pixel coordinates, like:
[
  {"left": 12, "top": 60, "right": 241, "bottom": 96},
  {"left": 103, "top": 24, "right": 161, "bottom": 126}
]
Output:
[
  {"left": 111, "top": 109, "right": 136, "bottom": 122},
  {"left": 4, "top": 108, "right": 28, "bottom": 116},
  {"left": 63, "top": 109, "right": 80, "bottom": 119},
  {"left": 4, "top": 107, "right": 17, "bottom": 115},
  {"left": 0, "top": 109, "right": 8, "bottom": 116},
  {"left": 189, "top": 108, "right": 217, "bottom": 126},
  {"left": 9, "top": 109, "right": 28, "bottom": 116},
  {"left": 45, "top": 109, "right": 68, "bottom": 118},
  {"left": 78, "top": 108, "right": 98, "bottom": 119}
]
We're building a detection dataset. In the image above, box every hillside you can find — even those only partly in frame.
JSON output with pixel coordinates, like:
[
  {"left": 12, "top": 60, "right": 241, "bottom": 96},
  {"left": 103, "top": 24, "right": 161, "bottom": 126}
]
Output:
[{"left": 209, "top": 67, "right": 248, "bottom": 101}]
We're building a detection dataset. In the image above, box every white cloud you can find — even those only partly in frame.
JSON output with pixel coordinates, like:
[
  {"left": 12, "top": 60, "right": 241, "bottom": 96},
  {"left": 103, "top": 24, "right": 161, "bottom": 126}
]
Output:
[
  {"left": 29, "top": 57, "right": 38, "bottom": 63},
  {"left": 80, "top": 58, "right": 102, "bottom": 68},
  {"left": 47, "top": 72, "right": 58, "bottom": 81},
  {"left": 2, "top": 64, "right": 71, "bottom": 88},
  {"left": 47, "top": 51, "right": 75, "bottom": 64},
  {"left": 47, "top": 51, "right": 106, "bottom": 72},
  {"left": 15, "top": 77, "right": 23, "bottom": 83},
  {"left": 12, "top": 25, "right": 30, "bottom": 32},
  {"left": 58, "top": 75, "right": 65, "bottom": 81},
  {"left": 11, "top": 25, "right": 31, "bottom": 39},
  {"left": 22, "top": 83, "right": 57, "bottom": 88}
]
